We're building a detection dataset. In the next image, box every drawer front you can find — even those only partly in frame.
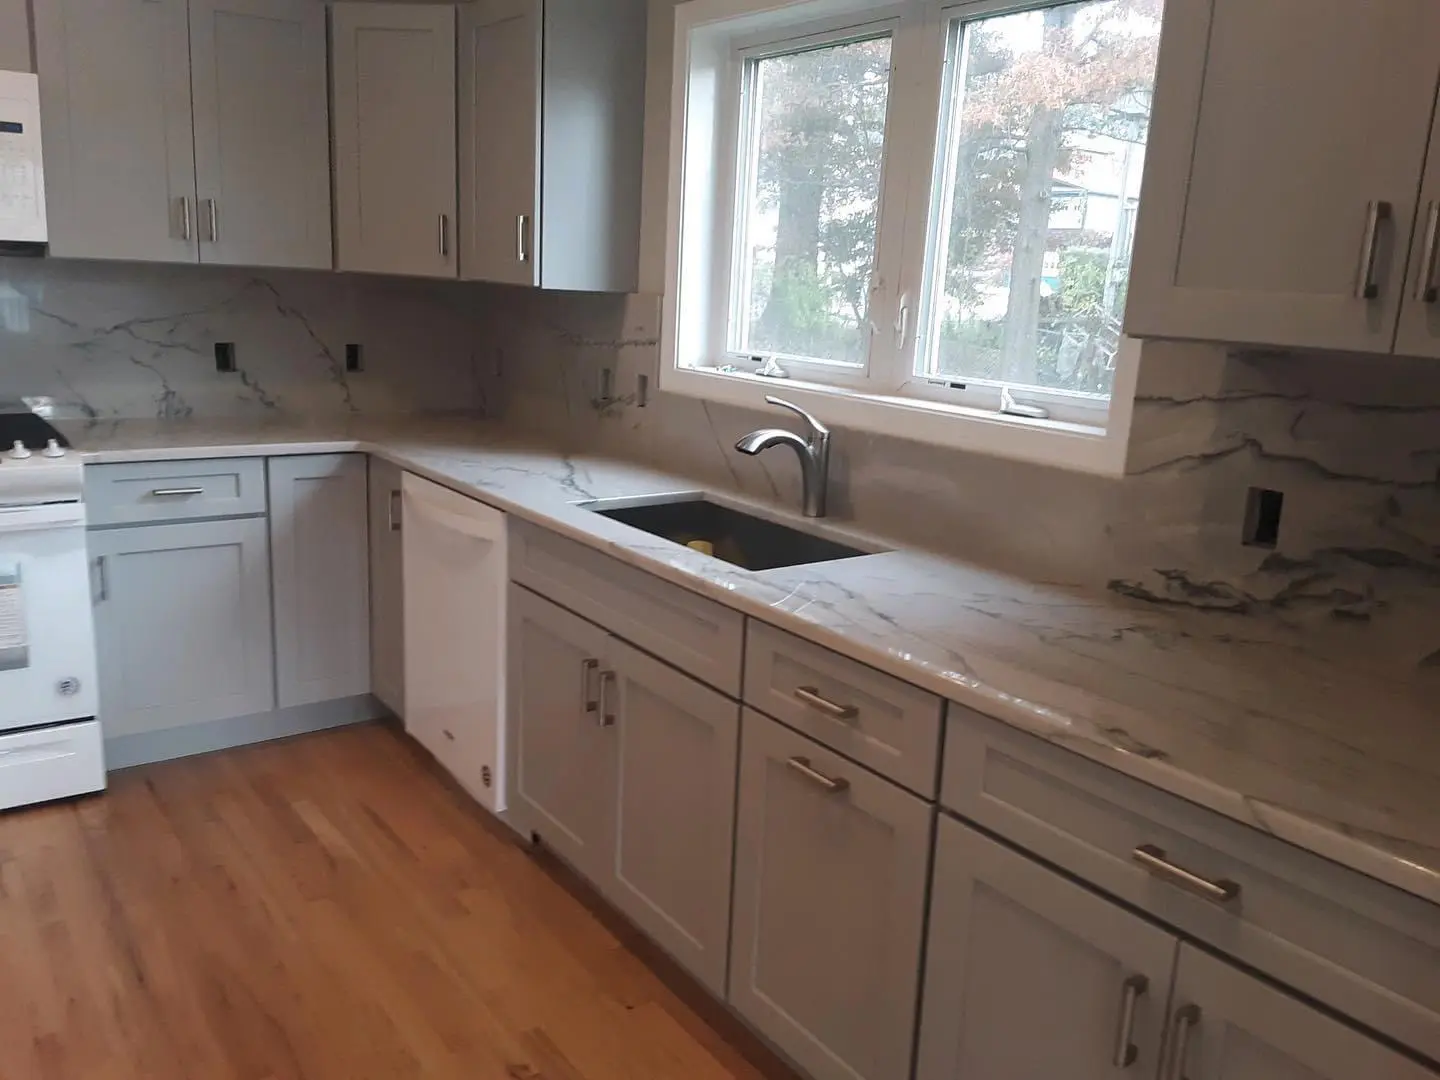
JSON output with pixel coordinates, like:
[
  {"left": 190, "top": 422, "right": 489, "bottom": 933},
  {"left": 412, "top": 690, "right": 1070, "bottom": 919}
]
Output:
[
  {"left": 86, "top": 459, "right": 267, "bottom": 526},
  {"left": 942, "top": 703, "right": 1440, "bottom": 1062},
  {"left": 511, "top": 522, "right": 743, "bottom": 696},
  {"left": 744, "top": 621, "right": 942, "bottom": 796},
  {"left": 0, "top": 720, "right": 105, "bottom": 811}
]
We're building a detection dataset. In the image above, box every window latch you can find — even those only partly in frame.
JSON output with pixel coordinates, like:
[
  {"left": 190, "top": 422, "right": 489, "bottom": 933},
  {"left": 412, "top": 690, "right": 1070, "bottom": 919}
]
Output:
[
  {"left": 1000, "top": 387, "right": 1049, "bottom": 420},
  {"left": 755, "top": 356, "right": 790, "bottom": 379}
]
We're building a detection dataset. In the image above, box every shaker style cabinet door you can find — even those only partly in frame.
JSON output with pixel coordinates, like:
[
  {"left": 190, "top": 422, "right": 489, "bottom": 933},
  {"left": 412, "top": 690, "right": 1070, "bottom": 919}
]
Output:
[
  {"left": 188, "top": 0, "right": 332, "bottom": 269},
  {"left": 90, "top": 519, "right": 275, "bottom": 738},
  {"left": 729, "top": 710, "right": 932, "bottom": 1080},
  {"left": 1165, "top": 945, "right": 1438, "bottom": 1080},
  {"left": 605, "top": 638, "right": 739, "bottom": 997},
  {"left": 458, "top": 0, "right": 540, "bottom": 287},
  {"left": 507, "top": 585, "right": 616, "bottom": 884},
  {"left": 916, "top": 816, "right": 1179, "bottom": 1080},
  {"left": 268, "top": 455, "right": 371, "bottom": 708},
  {"left": 331, "top": 3, "right": 458, "bottom": 278},
  {"left": 33, "top": 0, "right": 199, "bottom": 263},
  {"left": 1126, "top": 0, "right": 1440, "bottom": 353}
]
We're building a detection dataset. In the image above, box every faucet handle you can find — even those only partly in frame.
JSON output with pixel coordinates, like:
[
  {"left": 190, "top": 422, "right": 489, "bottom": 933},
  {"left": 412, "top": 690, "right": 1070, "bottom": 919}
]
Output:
[{"left": 764, "top": 395, "right": 829, "bottom": 438}]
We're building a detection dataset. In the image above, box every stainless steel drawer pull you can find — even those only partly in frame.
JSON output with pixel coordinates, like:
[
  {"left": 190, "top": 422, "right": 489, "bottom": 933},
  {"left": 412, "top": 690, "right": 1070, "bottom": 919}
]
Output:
[
  {"left": 1418, "top": 201, "right": 1440, "bottom": 303},
  {"left": 597, "top": 669, "right": 617, "bottom": 729},
  {"left": 439, "top": 213, "right": 450, "bottom": 258},
  {"left": 1355, "top": 199, "right": 1391, "bottom": 300},
  {"left": 517, "top": 214, "right": 531, "bottom": 264},
  {"left": 1165, "top": 1004, "right": 1200, "bottom": 1080},
  {"left": 786, "top": 756, "right": 849, "bottom": 793},
  {"left": 93, "top": 556, "right": 108, "bottom": 604},
  {"left": 179, "top": 196, "right": 192, "bottom": 242},
  {"left": 580, "top": 658, "right": 600, "bottom": 715},
  {"left": 1133, "top": 844, "right": 1240, "bottom": 904},
  {"left": 204, "top": 197, "right": 219, "bottom": 243},
  {"left": 1111, "top": 974, "right": 1148, "bottom": 1068},
  {"left": 793, "top": 686, "right": 858, "bottom": 720},
  {"left": 149, "top": 487, "right": 205, "bottom": 498}
]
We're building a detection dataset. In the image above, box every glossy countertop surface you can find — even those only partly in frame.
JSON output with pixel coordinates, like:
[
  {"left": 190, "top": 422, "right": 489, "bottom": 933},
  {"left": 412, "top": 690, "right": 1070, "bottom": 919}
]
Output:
[{"left": 66, "top": 414, "right": 1440, "bottom": 906}]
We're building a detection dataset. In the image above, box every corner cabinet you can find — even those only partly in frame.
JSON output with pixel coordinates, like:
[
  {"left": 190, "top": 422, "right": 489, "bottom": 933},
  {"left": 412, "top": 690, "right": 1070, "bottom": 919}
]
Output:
[
  {"left": 458, "top": 0, "right": 647, "bottom": 291},
  {"left": 268, "top": 455, "right": 371, "bottom": 708},
  {"left": 35, "top": 0, "right": 332, "bottom": 269},
  {"left": 729, "top": 710, "right": 931, "bottom": 1080},
  {"left": 508, "top": 584, "right": 739, "bottom": 997},
  {"left": 331, "top": 3, "right": 458, "bottom": 278},
  {"left": 1126, "top": 0, "right": 1440, "bottom": 354}
]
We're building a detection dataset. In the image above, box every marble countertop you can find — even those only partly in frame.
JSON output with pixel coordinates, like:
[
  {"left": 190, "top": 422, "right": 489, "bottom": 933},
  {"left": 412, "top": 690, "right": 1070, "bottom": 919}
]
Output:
[{"left": 67, "top": 415, "right": 1440, "bottom": 906}]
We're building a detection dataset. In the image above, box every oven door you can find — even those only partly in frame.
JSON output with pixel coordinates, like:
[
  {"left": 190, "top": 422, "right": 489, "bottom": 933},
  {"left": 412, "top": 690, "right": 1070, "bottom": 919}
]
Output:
[{"left": 0, "top": 502, "right": 99, "bottom": 733}]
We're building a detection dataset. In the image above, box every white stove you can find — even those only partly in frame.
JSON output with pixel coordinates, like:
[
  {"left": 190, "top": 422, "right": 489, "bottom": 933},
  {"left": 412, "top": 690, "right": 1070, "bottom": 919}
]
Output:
[{"left": 0, "top": 415, "right": 105, "bottom": 810}]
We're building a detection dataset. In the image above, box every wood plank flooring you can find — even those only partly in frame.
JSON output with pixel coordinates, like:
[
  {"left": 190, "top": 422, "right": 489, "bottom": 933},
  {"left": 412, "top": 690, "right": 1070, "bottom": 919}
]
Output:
[{"left": 0, "top": 723, "right": 795, "bottom": 1080}]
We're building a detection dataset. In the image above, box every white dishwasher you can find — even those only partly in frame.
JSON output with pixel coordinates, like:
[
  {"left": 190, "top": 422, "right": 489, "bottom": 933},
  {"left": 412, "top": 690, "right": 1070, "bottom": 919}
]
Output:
[{"left": 401, "top": 474, "right": 508, "bottom": 813}]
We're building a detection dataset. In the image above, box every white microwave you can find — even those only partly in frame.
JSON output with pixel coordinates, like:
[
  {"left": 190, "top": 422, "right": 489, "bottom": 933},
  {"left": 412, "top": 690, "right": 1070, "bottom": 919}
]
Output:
[{"left": 0, "top": 70, "right": 46, "bottom": 245}]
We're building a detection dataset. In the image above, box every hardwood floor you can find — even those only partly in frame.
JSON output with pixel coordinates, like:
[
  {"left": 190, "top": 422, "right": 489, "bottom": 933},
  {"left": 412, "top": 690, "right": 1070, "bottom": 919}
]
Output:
[{"left": 0, "top": 723, "right": 796, "bottom": 1080}]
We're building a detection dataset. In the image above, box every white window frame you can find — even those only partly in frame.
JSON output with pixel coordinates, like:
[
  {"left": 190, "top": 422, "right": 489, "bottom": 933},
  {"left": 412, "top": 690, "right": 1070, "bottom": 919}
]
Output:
[{"left": 661, "top": 0, "right": 1148, "bottom": 476}]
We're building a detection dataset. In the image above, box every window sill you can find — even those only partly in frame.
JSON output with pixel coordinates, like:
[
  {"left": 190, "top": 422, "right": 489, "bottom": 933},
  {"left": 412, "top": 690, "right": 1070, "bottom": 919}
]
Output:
[{"left": 659, "top": 356, "right": 1138, "bottom": 477}]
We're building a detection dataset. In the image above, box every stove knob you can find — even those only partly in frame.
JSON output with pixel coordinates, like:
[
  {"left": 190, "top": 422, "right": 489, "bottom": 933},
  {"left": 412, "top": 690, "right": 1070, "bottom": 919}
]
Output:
[
  {"left": 6, "top": 440, "right": 31, "bottom": 459},
  {"left": 42, "top": 439, "right": 65, "bottom": 459}
]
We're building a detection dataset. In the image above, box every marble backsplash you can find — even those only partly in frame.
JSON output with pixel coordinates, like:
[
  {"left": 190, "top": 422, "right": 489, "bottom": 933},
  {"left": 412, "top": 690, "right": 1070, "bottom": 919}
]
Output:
[
  {"left": 0, "top": 257, "right": 494, "bottom": 419},
  {"left": 482, "top": 286, "right": 1440, "bottom": 672}
]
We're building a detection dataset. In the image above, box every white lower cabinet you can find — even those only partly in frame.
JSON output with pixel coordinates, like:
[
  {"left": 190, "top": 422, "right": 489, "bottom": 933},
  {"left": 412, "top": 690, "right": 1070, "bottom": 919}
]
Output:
[
  {"left": 268, "top": 455, "right": 371, "bottom": 708},
  {"left": 91, "top": 518, "right": 274, "bottom": 736},
  {"left": 508, "top": 584, "right": 739, "bottom": 994},
  {"left": 1169, "top": 945, "right": 1437, "bottom": 1080},
  {"left": 367, "top": 457, "right": 404, "bottom": 716},
  {"left": 917, "top": 816, "right": 1178, "bottom": 1080},
  {"left": 729, "top": 709, "right": 932, "bottom": 1080}
]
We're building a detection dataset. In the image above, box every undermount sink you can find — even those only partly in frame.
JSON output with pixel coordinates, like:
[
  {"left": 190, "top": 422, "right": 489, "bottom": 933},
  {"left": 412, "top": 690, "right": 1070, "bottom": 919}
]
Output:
[{"left": 584, "top": 493, "right": 883, "bottom": 572}]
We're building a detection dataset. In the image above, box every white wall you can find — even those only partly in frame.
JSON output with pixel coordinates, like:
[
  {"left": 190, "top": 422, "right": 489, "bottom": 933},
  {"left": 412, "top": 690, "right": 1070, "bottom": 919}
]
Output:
[{"left": 0, "top": 0, "right": 32, "bottom": 71}]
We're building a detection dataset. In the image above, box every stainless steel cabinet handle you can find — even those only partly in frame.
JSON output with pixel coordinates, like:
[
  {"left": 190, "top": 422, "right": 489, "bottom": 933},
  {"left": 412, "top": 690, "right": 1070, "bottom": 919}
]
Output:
[
  {"left": 581, "top": 658, "right": 600, "bottom": 716},
  {"left": 149, "top": 487, "right": 205, "bottom": 498},
  {"left": 786, "top": 756, "right": 849, "bottom": 793},
  {"left": 1165, "top": 1004, "right": 1200, "bottom": 1080},
  {"left": 1111, "top": 974, "right": 1148, "bottom": 1068},
  {"left": 793, "top": 686, "right": 858, "bottom": 721},
  {"left": 1133, "top": 844, "right": 1240, "bottom": 904},
  {"left": 178, "top": 196, "right": 192, "bottom": 242},
  {"left": 438, "top": 213, "right": 450, "bottom": 258},
  {"left": 516, "top": 214, "right": 531, "bottom": 264},
  {"left": 1355, "top": 199, "right": 1392, "bottom": 300},
  {"left": 93, "top": 556, "right": 108, "bottom": 604},
  {"left": 597, "top": 669, "right": 617, "bottom": 728},
  {"left": 204, "top": 198, "right": 219, "bottom": 243},
  {"left": 1417, "top": 201, "right": 1440, "bottom": 303},
  {"left": 388, "top": 490, "right": 401, "bottom": 533}
]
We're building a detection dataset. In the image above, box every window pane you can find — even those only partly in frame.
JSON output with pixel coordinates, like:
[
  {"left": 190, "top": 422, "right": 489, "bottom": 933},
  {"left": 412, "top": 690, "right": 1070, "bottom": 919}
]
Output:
[
  {"left": 733, "top": 36, "right": 893, "bottom": 367},
  {"left": 919, "top": 0, "right": 1162, "bottom": 398}
]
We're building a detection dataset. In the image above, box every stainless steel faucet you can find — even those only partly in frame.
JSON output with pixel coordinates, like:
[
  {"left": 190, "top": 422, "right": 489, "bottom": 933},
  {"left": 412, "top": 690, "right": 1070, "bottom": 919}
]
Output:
[{"left": 735, "top": 396, "right": 832, "bottom": 518}]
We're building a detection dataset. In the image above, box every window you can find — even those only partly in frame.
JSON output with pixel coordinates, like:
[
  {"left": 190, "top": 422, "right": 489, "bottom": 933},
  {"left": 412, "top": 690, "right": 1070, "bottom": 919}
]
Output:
[{"left": 665, "top": 0, "right": 1165, "bottom": 474}]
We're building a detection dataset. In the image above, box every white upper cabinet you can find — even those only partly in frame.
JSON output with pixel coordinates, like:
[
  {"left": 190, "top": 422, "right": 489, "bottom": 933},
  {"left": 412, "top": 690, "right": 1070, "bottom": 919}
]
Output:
[
  {"left": 331, "top": 3, "right": 458, "bottom": 278},
  {"left": 34, "top": 0, "right": 198, "bottom": 263},
  {"left": 189, "top": 0, "right": 332, "bottom": 269},
  {"left": 458, "top": 0, "right": 647, "bottom": 291},
  {"left": 1127, "top": 0, "right": 1440, "bottom": 353},
  {"left": 1395, "top": 114, "right": 1440, "bottom": 359}
]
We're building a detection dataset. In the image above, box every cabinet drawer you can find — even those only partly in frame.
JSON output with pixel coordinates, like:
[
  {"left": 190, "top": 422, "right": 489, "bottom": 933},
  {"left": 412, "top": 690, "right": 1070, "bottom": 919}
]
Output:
[
  {"left": 744, "top": 621, "right": 942, "bottom": 796},
  {"left": 511, "top": 522, "right": 743, "bottom": 696},
  {"left": 942, "top": 703, "right": 1440, "bottom": 1062},
  {"left": 86, "top": 459, "right": 267, "bottom": 526}
]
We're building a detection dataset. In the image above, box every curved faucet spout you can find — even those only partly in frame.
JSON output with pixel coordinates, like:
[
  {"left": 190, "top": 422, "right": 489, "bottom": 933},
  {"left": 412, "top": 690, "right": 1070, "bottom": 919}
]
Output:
[{"left": 733, "top": 397, "right": 831, "bottom": 517}]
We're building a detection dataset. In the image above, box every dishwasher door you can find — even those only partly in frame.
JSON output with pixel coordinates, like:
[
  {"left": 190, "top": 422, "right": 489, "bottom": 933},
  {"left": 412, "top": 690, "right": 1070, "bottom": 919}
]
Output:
[{"left": 401, "top": 474, "right": 507, "bottom": 813}]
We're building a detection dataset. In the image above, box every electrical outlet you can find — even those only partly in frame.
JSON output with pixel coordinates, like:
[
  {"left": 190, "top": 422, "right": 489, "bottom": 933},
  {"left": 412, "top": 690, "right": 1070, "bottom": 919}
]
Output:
[
  {"left": 214, "top": 342, "right": 236, "bottom": 373},
  {"left": 1243, "top": 487, "right": 1284, "bottom": 548},
  {"left": 345, "top": 343, "right": 363, "bottom": 373}
]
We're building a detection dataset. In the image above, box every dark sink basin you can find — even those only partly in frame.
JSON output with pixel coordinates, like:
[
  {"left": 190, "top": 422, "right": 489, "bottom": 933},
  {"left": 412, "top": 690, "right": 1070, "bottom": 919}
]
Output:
[{"left": 585, "top": 493, "right": 880, "bottom": 571}]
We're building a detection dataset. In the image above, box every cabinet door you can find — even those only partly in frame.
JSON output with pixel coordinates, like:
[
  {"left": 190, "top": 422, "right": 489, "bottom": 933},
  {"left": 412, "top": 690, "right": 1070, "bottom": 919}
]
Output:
[
  {"left": 189, "top": 0, "right": 332, "bottom": 269},
  {"left": 367, "top": 457, "right": 404, "bottom": 717},
  {"left": 268, "top": 455, "right": 371, "bottom": 708},
  {"left": 33, "top": 0, "right": 198, "bottom": 263},
  {"left": 91, "top": 519, "right": 274, "bottom": 737},
  {"left": 1167, "top": 945, "right": 1436, "bottom": 1080},
  {"left": 331, "top": 3, "right": 457, "bottom": 278},
  {"left": 458, "top": 0, "right": 540, "bottom": 286},
  {"left": 917, "top": 816, "right": 1179, "bottom": 1080},
  {"left": 607, "top": 638, "right": 739, "bottom": 997},
  {"left": 507, "top": 585, "right": 615, "bottom": 882},
  {"left": 730, "top": 709, "right": 932, "bottom": 1080},
  {"left": 1126, "top": 0, "right": 1440, "bottom": 352},
  {"left": 1396, "top": 92, "right": 1440, "bottom": 358}
]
